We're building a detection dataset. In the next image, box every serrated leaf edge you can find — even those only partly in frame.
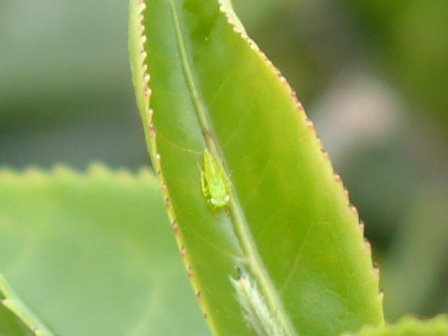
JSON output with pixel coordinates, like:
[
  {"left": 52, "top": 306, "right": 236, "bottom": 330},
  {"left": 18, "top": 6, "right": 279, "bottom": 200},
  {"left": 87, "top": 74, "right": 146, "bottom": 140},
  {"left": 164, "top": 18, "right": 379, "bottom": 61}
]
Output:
[
  {"left": 0, "top": 164, "right": 157, "bottom": 184},
  {"left": 129, "top": 0, "right": 384, "bottom": 334},
  {"left": 128, "top": 0, "right": 215, "bottom": 329},
  {"left": 216, "top": 0, "right": 384, "bottom": 318}
]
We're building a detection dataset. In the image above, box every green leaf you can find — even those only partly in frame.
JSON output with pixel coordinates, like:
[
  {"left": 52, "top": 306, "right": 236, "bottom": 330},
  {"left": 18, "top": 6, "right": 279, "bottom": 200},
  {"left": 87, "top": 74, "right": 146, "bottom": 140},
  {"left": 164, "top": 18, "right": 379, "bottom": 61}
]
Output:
[
  {"left": 0, "top": 167, "right": 209, "bottom": 336},
  {"left": 129, "top": 0, "right": 384, "bottom": 335},
  {"left": 0, "top": 273, "right": 54, "bottom": 336},
  {"left": 343, "top": 316, "right": 448, "bottom": 336}
]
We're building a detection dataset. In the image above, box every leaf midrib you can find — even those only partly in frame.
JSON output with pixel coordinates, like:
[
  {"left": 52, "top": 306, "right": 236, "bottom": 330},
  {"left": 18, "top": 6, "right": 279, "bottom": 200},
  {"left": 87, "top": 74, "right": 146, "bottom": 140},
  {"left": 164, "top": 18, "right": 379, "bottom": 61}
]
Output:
[{"left": 168, "top": 2, "right": 298, "bottom": 335}]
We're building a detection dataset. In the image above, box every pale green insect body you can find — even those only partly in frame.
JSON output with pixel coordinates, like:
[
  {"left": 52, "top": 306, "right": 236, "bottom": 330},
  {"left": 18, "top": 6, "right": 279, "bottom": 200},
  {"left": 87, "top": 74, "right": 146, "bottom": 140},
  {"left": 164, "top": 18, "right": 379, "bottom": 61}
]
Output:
[{"left": 201, "top": 148, "right": 231, "bottom": 208}]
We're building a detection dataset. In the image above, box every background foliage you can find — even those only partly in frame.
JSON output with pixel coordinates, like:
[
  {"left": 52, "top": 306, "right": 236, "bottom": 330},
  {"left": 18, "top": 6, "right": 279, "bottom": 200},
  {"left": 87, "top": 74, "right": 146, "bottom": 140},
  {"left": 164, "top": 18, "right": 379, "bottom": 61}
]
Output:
[{"left": 1, "top": 0, "right": 447, "bottom": 321}]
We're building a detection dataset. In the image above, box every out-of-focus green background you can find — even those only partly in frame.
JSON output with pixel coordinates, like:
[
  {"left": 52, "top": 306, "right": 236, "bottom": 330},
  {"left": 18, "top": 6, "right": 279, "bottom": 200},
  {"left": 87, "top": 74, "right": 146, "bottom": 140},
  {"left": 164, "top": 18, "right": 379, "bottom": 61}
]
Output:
[{"left": 1, "top": 0, "right": 447, "bottom": 321}]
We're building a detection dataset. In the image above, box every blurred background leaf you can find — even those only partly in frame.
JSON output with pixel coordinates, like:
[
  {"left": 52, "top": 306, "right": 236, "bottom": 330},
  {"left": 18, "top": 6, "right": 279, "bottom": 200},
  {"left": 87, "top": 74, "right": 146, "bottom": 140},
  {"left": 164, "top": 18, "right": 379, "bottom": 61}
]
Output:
[
  {"left": 0, "top": 167, "right": 209, "bottom": 335},
  {"left": 1, "top": 0, "right": 447, "bottom": 322}
]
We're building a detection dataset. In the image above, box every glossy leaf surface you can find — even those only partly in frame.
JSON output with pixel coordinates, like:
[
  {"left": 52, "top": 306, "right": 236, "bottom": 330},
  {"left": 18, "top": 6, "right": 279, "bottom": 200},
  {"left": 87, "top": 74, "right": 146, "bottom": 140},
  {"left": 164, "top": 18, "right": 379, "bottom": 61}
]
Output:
[
  {"left": 129, "top": 0, "right": 384, "bottom": 335},
  {"left": 0, "top": 167, "right": 209, "bottom": 336}
]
